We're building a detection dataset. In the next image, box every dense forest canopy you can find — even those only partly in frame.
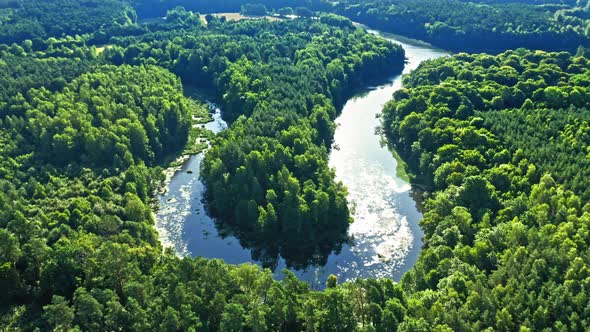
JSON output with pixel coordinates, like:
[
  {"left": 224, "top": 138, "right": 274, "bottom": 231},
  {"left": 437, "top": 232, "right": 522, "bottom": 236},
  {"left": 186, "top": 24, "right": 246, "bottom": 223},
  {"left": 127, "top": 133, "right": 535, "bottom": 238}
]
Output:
[
  {"left": 131, "top": 0, "right": 331, "bottom": 19},
  {"left": 0, "top": 9, "right": 412, "bottom": 331},
  {"left": 2, "top": 0, "right": 590, "bottom": 330},
  {"left": 0, "top": 0, "right": 137, "bottom": 44},
  {"left": 382, "top": 48, "right": 590, "bottom": 330},
  {"left": 2, "top": 0, "right": 590, "bottom": 52},
  {"left": 130, "top": 0, "right": 590, "bottom": 52},
  {"left": 322, "top": 0, "right": 590, "bottom": 52}
]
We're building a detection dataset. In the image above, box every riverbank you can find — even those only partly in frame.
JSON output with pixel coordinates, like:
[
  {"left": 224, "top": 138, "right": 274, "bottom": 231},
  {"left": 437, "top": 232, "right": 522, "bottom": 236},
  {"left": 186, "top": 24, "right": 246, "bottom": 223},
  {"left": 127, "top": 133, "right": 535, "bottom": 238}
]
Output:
[{"left": 159, "top": 88, "right": 220, "bottom": 194}]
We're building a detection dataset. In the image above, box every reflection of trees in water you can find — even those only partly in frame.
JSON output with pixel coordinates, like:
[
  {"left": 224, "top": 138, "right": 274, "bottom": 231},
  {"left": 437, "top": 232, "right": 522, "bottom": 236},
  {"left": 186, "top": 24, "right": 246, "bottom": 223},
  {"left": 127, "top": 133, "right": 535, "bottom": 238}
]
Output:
[{"left": 212, "top": 216, "right": 351, "bottom": 271}]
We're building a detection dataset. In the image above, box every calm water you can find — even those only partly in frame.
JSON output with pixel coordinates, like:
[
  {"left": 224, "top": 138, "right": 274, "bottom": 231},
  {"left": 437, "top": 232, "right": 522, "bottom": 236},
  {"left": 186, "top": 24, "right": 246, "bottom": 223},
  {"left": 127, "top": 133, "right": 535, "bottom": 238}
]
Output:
[{"left": 154, "top": 29, "right": 449, "bottom": 288}]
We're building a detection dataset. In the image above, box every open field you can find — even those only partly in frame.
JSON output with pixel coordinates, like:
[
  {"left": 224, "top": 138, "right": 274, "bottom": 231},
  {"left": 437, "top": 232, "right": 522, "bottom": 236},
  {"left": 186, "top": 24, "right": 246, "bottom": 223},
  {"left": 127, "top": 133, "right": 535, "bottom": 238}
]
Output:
[
  {"left": 95, "top": 44, "right": 112, "bottom": 54},
  {"left": 213, "top": 12, "right": 283, "bottom": 22}
]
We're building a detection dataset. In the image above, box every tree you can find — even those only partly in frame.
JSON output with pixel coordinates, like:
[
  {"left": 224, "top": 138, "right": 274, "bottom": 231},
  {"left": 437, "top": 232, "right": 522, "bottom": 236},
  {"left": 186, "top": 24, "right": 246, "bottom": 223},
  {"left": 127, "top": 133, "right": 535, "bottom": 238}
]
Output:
[
  {"left": 240, "top": 4, "right": 268, "bottom": 16},
  {"left": 43, "top": 296, "right": 76, "bottom": 332},
  {"left": 73, "top": 288, "right": 104, "bottom": 332},
  {"left": 247, "top": 305, "right": 267, "bottom": 332},
  {"left": 326, "top": 274, "right": 338, "bottom": 288},
  {"left": 543, "top": 86, "right": 567, "bottom": 109},
  {"left": 295, "top": 7, "right": 314, "bottom": 18},
  {"left": 458, "top": 176, "right": 499, "bottom": 217},
  {"left": 277, "top": 7, "right": 294, "bottom": 17},
  {"left": 220, "top": 303, "right": 245, "bottom": 332}
]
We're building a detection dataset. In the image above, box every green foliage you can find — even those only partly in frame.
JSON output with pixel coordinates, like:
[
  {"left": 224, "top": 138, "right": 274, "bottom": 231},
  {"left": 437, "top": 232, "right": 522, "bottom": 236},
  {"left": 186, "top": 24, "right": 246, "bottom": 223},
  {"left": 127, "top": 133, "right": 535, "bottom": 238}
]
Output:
[
  {"left": 0, "top": 46, "right": 99, "bottom": 115},
  {"left": 132, "top": 0, "right": 590, "bottom": 53},
  {"left": 164, "top": 6, "right": 205, "bottom": 30},
  {"left": 383, "top": 49, "right": 590, "bottom": 330},
  {"left": 324, "top": 0, "right": 590, "bottom": 52},
  {"left": 484, "top": 107, "right": 590, "bottom": 200},
  {"left": 3, "top": 1, "right": 590, "bottom": 331},
  {"left": 43, "top": 296, "right": 75, "bottom": 331},
  {"left": 0, "top": 59, "right": 186, "bottom": 324},
  {"left": 0, "top": 0, "right": 137, "bottom": 44},
  {"left": 277, "top": 7, "right": 294, "bottom": 17},
  {"left": 10, "top": 64, "right": 190, "bottom": 167},
  {"left": 104, "top": 17, "right": 405, "bottom": 267},
  {"left": 240, "top": 3, "right": 268, "bottom": 16},
  {"left": 132, "top": 0, "right": 330, "bottom": 20},
  {"left": 0, "top": 11, "right": 411, "bottom": 331}
]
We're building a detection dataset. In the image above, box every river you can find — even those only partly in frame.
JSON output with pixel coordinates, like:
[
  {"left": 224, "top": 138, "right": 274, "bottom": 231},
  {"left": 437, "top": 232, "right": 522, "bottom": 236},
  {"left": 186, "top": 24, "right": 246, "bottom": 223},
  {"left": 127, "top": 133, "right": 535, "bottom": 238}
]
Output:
[{"left": 154, "top": 28, "right": 449, "bottom": 288}]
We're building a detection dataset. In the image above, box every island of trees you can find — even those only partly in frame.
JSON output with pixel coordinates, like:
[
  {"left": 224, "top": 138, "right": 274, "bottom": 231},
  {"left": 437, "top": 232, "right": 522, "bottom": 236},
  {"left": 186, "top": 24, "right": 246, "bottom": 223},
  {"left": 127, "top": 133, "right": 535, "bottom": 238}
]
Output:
[{"left": 101, "top": 11, "right": 405, "bottom": 268}]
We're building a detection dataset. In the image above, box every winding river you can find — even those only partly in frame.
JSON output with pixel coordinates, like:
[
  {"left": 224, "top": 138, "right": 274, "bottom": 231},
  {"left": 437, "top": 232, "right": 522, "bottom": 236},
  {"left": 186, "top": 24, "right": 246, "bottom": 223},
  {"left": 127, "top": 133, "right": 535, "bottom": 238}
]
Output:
[{"left": 155, "top": 27, "right": 449, "bottom": 288}]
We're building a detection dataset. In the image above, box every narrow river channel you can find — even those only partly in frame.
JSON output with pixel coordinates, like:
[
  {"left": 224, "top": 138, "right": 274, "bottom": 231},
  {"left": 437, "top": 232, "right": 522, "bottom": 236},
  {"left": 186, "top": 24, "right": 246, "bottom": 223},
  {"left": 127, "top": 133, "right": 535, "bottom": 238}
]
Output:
[{"left": 155, "top": 27, "right": 449, "bottom": 288}]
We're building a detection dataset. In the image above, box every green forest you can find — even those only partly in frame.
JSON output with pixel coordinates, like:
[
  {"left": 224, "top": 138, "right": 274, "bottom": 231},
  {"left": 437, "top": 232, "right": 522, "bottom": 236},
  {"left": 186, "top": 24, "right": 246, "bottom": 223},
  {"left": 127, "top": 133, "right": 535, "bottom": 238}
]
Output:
[
  {"left": 322, "top": 0, "right": 590, "bottom": 52},
  {"left": 100, "top": 11, "right": 405, "bottom": 268},
  {"left": 2, "top": 0, "right": 590, "bottom": 331},
  {"left": 131, "top": 0, "right": 590, "bottom": 52},
  {"left": 3, "top": 0, "right": 590, "bottom": 52},
  {"left": 383, "top": 48, "right": 590, "bottom": 330}
]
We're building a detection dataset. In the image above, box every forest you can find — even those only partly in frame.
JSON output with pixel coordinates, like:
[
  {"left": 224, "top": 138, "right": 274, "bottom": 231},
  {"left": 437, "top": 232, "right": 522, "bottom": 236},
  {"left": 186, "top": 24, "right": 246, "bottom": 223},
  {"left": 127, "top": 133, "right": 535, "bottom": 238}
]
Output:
[
  {"left": 130, "top": 0, "right": 590, "bottom": 52},
  {"left": 2, "top": 0, "right": 590, "bottom": 52},
  {"left": 101, "top": 12, "right": 405, "bottom": 267},
  {"left": 323, "top": 0, "right": 590, "bottom": 52},
  {"left": 2, "top": 0, "right": 590, "bottom": 331},
  {"left": 383, "top": 48, "right": 590, "bottom": 330},
  {"left": 0, "top": 5, "right": 412, "bottom": 330},
  {"left": 0, "top": 0, "right": 138, "bottom": 44}
]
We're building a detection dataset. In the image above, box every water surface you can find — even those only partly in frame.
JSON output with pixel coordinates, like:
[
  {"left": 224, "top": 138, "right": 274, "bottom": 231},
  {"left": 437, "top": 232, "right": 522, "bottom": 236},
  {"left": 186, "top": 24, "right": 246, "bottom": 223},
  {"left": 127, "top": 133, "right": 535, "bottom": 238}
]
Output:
[{"left": 324, "top": 28, "right": 449, "bottom": 281}]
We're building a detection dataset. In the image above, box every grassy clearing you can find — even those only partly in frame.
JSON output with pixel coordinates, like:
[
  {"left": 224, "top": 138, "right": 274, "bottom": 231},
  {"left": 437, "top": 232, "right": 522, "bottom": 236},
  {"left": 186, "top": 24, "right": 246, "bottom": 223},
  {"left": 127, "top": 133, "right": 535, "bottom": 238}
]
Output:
[
  {"left": 389, "top": 148, "right": 411, "bottom": 183},
  {"left": 200, "top": 12, "right": 284, "bottom": 26},
  {"left": 182, "top": 98, "right": 214, "bottom": 156},
  {"left": 96, "top": 44, "right": 112, "bottom": 54},
  {"left": 213, "top": 12, "right": 283, "bottom": 22}
]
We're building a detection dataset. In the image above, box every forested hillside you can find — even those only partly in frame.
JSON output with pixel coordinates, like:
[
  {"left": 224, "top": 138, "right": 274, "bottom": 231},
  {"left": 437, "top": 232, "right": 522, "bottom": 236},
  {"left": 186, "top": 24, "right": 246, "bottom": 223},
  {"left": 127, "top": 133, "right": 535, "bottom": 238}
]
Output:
[
  {"left": 383, "top": 49, "right": 590, "bottom": 330},
  {"left": 0, "top": 46, "right": 99, "bottom": 110}
]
